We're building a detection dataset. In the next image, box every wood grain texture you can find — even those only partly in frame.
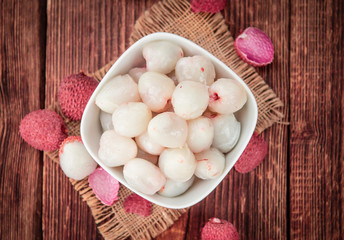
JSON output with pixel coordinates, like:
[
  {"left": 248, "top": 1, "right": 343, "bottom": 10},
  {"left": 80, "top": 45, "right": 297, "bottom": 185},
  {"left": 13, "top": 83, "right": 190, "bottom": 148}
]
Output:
[
  {"left": 163, "top": 0, "right": 290, "bottom": 239},
  {"left": 43, "top": 1, "right": 157, "bottom": 239},
  {"left": 193, "top": 0, "right": 289, "bottom": 239},
  {"left": 289, "top": 0, "right": 344, "bottom": 239},
  {"left": 0, "top": 0, "right": 46, "bottom": 239},
  {"left": 1, "top": 0, "right": 343, "bottom": 239}
]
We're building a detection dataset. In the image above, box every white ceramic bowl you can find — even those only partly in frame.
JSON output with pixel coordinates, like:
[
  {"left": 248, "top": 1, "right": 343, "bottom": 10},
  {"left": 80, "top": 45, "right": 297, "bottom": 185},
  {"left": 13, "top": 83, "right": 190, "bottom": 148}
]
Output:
[{"left": 81, "top": 32, "right": 258, "bottom": 209}]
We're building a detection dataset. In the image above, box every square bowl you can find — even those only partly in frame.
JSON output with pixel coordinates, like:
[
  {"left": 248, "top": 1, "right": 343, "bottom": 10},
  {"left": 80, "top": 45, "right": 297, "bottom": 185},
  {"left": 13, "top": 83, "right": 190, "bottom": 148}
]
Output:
[{"left": 81, "top": 32, "right": 258, "bottom": 209}]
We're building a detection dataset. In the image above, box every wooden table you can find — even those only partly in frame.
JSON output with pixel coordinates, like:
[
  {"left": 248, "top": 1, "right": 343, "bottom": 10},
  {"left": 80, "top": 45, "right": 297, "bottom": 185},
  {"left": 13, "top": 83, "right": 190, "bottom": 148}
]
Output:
[{"left": 1, "top": 0, "right": 343, "bottom": 239}]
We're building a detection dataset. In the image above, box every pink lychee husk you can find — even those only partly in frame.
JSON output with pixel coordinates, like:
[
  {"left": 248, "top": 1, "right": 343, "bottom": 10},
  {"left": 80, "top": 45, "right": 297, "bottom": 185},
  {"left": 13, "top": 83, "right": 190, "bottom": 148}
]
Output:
[
  {"left": 191, "top": 0, "right": 226, "bottom": 14},
  {"left": 234, "top": 27, "right": 274, "bottom": 67},
  {"left": 58, "top": 72, "right": 98, "bottom": 121},
  {"left": 88, "top": 167, "right": 120, "bottom": 206},
  {"left": 201, "top": 218, "right": 240, "bottom": 240},
  {"left": 234, "top": 133, "right": 268, "bottom": 173},
  {"left": 19, "top": 109, "right": 68, "bottom": 151},
  {"left": 123, "top": 193, "right": 152, "bottom": 217}
]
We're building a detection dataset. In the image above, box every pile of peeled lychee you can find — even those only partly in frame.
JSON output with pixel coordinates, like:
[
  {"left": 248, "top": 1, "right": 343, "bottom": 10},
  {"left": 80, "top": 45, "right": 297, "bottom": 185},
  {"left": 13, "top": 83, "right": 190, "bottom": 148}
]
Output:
[
  {"left": 95, "top": 39, "right": 248, "bottom": 197},
  {"left": 19, "top": 26, "right": 272, "bottom": 238}
]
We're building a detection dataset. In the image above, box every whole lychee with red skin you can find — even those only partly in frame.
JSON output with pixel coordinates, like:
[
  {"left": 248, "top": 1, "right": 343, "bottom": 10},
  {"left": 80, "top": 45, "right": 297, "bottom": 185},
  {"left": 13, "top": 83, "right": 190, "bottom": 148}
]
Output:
[
  {"left": 234, "top": 27, "right": 274, "bottom": 67},
  {"left": 234, "top": 133, "right": 268, "bottom": 173},
  {"left": 58, "top": 72, "right": 98, "bottom": 120},
  {"left": 19, "top": 109, "right": 68, "bottom": 151},
  {"left": 191, "top": 0, "right": 227, "bottom": 14},
  {"left": 201, "top": 218, "right": 240, "bottom": 240}
]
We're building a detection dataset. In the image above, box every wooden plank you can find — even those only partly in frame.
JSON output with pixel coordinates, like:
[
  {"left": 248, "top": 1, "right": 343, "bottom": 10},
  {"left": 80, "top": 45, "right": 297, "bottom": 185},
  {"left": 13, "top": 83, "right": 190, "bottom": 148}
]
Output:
[
  {"left": 184, "top": 0, "right": 290, "bottom": 239},
  {"left": 289, "top": 0, "right": 344, "bottom": 239},
  {"left": 0, "top": 0, "right": 46, "bottom": 239},
  {"left": 43, "top": 0, "right": 157, "bottom": 239},
  {"left": 156, "top": 212, "right": 189, "bottom": 239}
]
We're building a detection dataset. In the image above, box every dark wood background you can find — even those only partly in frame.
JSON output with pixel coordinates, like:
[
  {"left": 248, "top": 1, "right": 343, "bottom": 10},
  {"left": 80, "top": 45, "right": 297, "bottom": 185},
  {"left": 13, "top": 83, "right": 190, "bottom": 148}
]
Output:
[{"left": 1, "top": 0, "right": 343, "bottom": 239}]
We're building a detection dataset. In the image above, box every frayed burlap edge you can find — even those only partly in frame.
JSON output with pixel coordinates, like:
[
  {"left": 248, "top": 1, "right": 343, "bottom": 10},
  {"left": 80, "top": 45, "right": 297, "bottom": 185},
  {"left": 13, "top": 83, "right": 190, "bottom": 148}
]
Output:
[
  {"left": 130, "top": 0, "right": 284, "bottom": 133},
  {"left": 45, "top": 62, "right": 186, "bottom": 240}
]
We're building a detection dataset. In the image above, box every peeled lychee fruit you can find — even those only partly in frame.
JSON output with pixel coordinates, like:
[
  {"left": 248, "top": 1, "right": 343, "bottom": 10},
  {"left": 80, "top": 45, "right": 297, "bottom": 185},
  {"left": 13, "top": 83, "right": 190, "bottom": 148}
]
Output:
[
  {"left": 128, "top": 67, "right": 146, "bottom": 83},
  {"left": 135, "top": 130, "right": 165, "bottom": 156},
  {"left": 143, "top": 41, "right": 183, "bottom": 74},
  {"left": 98, "top": 130, "right": 137, "bottom": 167},
  {"left": 201, "top": 218, "right": 240, "bottom": 240},
  {"left": 99, "top": 111, "right": 113, "bottom": 131},
  {"left": 195, "top": 148, "right": 225, "bottom": 179},
  {"left": 88, "top": 167, "right": 120, "bottom": 206},
  {"left": 175, "top": 55, "right": 215, "bottom": 86},
  {"left": 123, "top": 193, "right": 152, "bottom": 217},
  {"left": 138, "top": 72, "right": 175, "bottom": 113},
  {"left": 58, "top": 72, "right": 98, "bottom": 120},
  {"left": 187, "top": 116, "right": 214, "bottom": 153},
  {"left": 159, "top": 145, "right": 196, "bottom": 182},
  {"left": 210, "top": 113, "right": 241, "bottom": 153},
  {"left": 191, "top": 0, "right": 226, "bottom": 14},
  {"left": 208, "top": 78, "right": 247, "bottom": 115},
  {"left": 19, "top": 109, "right": 68, "bottom": 151},
  {"left": 112, "top": 102, "right": 152, "bottom": 138},
  {"left": 59, "top": 136, "right": 98, "bottom": 180},
  {"left": 234, "top": 27, "right": 274, "bottom": 67},
  {"left": 158, "top": 176, "right": 194, "bottom": 197},
  {"left": 172, "top": 81, "right": 209, "bottom": 120},
  {"left": 95, "top": 74, "right": 140, "bottom": 114},
  {"left": 148, "top": 112, "right": 188, "bottom": 148},
  {"left": 123, "top": 158, "right": 166, "bottom": 195},
  {"left": 234, "top": 133, "right": 268, "bottom": 173}
]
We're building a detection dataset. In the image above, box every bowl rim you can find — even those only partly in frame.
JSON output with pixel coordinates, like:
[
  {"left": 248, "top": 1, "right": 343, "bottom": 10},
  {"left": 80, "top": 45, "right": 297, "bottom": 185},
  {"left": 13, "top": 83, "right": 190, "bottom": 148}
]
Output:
[{"left": 81, "top": 32, "right": 258, "bottom": 209}]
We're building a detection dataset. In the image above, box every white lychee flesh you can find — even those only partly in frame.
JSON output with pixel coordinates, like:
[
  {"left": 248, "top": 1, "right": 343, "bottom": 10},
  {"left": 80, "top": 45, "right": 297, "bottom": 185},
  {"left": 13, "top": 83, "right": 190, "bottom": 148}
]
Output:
[
  {"left": 195, "top": 147, "right": 225, "bottom": 179},
  {"left": 167, "top": 70, "right": 178, "bottom": 85},
  {"left": 172, "top": 81, "right": 209, "bottom": 120},
  {"left": 123, "top": 158, "right": 166, "bottom": 195},
  {"left": 208, "top": 78, "right": 247, "bottom": 114},
  {"left": 135, "top": 130, "right": 165, "bottom": 155},
  {"left": 99, "top": 111, "right": 113, "bottom": 131},
  {"left": 112, "top": 102, "right": 152, "bottom": 138},
  {"left": 60, "top": 141, "right": 98, "bottom": 180},
  {"left": 95, "top": 74, "right": 140, "bottom": 113},
  {"left": 158, "top": 145, "right": 196, "bottom": 182},
  {"left": 158, "top": 176, "right": 195, "bottom": 197},
  {"left": 98, "top": 130, "right": 137, "bottom": 167},
  {"left": 138, "top": 72, "right": 175, "bottom": 112},
  {"left": 175, "top": 55, "right": 215, "bottom": 85},
  {"left": 148, "top": 112, "right": 188, "bottom": 148},
  {"left": 210, "top": 113, "right": 241, "bottom": 153},
  {"left": 143, "top": 40, "right": 183, "bottom": 74},
  {"left": 128, "top": 67, "right": 147, "bottom": 83},
  {"left": 187, "top": 116, "right": 214, "bottom": 153}
]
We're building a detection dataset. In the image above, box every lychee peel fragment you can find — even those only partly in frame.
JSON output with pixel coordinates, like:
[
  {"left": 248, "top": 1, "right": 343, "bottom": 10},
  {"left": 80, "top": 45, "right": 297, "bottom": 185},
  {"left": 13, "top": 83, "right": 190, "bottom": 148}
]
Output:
[
  {"left": 88, "top": 167, "right": 120, "bottom": 206},
  {"left": 234, "top": 133, "right": 268, "bottom": 173},
  {"left": 123, "top": 193, "right": 152, "bottom": 217},
  {"left": 234, "top": 27, "right": 274, "bottom": 67}
]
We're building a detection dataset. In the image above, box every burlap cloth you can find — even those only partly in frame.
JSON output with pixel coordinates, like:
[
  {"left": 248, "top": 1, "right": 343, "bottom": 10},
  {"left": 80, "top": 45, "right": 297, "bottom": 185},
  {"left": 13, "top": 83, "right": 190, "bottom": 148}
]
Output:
[{"left": 45, "top": 0, "right": 284, "bottom": 239}]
